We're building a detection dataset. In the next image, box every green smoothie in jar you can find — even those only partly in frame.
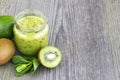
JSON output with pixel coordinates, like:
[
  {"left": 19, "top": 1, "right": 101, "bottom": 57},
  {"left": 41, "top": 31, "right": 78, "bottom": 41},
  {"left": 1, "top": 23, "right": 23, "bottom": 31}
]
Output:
[{"left": 14, "top": 9, "right": 49, "bottom": 55}]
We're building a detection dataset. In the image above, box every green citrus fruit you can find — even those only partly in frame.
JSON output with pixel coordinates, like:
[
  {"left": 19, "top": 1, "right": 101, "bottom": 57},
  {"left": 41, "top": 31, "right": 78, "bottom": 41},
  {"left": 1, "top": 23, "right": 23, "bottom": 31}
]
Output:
[{"left": 0, "top": 16, "right": 15, "bottom": 39}]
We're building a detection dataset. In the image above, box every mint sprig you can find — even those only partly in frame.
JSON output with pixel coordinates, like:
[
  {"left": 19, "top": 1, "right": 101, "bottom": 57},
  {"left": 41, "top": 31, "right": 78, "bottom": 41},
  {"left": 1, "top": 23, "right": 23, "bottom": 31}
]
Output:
[{"left": 12, "top": 55, "right": 39, "bottom": 77}]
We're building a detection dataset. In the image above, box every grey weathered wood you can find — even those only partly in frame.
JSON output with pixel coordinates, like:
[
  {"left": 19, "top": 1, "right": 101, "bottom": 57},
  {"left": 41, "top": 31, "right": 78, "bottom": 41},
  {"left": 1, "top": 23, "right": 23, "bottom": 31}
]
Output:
[{"left": 0, "top": 0, "right": 120, "bottom": 80}]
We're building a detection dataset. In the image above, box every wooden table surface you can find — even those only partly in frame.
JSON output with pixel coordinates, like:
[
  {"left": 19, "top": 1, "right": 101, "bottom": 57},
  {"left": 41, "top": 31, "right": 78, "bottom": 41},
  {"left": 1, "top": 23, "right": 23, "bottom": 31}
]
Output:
[{"left": 0, "top": 0, "right": 120, "bottom": 80}]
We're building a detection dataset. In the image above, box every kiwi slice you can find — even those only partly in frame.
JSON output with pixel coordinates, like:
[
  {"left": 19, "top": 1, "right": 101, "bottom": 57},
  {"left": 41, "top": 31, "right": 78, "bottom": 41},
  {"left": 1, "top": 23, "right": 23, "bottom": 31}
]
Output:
[{"left": 38, "top": 46, "right": 62, "bottom": 68}]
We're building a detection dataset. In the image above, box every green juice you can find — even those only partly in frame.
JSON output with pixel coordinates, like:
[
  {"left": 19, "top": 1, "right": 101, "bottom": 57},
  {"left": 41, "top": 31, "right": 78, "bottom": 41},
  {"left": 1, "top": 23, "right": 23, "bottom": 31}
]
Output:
[{"left": 14, "top": 16, "right": 48, "bottom": 55}]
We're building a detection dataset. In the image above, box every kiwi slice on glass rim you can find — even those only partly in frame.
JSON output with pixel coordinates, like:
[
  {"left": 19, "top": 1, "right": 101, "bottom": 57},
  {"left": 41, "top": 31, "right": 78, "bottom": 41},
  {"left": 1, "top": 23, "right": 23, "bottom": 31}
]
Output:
[{"left": 38, "top": 46, "right": 62, "bottom": 68}]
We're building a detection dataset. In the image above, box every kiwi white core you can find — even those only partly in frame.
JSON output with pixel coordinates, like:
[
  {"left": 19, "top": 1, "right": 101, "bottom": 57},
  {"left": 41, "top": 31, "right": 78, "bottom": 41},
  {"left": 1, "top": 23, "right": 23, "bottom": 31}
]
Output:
[{"left": 47, "top": 53, "right": 56, "bottom": 60}]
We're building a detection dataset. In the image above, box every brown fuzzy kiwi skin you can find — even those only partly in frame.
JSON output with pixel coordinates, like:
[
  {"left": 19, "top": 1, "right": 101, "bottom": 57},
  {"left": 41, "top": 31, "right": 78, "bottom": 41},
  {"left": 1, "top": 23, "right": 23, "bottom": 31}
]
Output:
[
  {"left": 0, "top": 38, "right": 15, "bottom": 65},
  {"left": 38, "top": 50, "right": 42, "bottom": 66},
  {"left": 38, "top": 46, "right": 62, "bottom": 68}
]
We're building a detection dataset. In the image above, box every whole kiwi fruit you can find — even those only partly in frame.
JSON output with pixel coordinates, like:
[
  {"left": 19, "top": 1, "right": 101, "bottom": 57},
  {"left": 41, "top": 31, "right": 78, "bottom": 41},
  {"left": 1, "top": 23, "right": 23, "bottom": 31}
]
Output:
[{"left": 0, "top": 38, "right": 15, "bottom": 65}]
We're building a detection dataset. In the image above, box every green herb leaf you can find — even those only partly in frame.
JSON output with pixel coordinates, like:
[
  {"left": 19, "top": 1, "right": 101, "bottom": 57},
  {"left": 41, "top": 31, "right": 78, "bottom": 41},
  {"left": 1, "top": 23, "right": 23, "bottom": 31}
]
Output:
[
  {"left": 16, "top": 62, "right": 32, "bottom": 77},
  {"left": 12, "top": 55, "right": 29, "bottom": 64},
  {"left": 12, "top": 55, "right": 40, "bottom": 77},
  {"left": 30, "top": 58, "right": 39, "bottom": 74},
  {"left": 16, "top": 64, "right": 28, "bottom": 73},
  {"left": 15, "top": 63, "right": 23, "bottom": 68}
]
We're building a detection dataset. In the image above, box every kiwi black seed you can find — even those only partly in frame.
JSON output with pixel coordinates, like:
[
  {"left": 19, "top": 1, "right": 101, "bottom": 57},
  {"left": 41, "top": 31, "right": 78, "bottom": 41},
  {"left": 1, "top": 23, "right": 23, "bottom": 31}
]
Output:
[{"left": 38, "top": 46, "right": 62, "bottom": 68}]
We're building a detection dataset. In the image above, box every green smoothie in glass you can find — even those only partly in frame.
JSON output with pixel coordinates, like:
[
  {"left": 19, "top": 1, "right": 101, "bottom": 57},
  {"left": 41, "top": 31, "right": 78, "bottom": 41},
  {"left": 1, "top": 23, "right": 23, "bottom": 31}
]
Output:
[{"left": 14, "top": 9, "right": 49, "bottom": 55}]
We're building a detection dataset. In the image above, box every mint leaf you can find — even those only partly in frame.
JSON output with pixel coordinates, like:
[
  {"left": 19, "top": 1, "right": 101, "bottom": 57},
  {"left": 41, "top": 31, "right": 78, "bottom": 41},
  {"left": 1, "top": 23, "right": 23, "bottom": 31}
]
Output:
[
  {"left": 16, "top": 63, "right": 32, "bottom": 77},
  {"left": 30, "top": 58, "right": 39, "bottom": 74},
  {"left": 12, "top": 55, "right": 40, "bottom": 77},
  {"left": 12, "top": 55, "right": 29, "bottom": 64},
  {"left": 16, "top": 64, "right": 28, "bottom": 72}
]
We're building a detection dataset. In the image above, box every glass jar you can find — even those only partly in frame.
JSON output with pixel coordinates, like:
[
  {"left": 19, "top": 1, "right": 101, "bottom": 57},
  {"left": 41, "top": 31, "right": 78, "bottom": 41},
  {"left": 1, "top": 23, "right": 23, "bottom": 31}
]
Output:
[{"left": 14, "top": 9, "right": 49, "bottom": 55}]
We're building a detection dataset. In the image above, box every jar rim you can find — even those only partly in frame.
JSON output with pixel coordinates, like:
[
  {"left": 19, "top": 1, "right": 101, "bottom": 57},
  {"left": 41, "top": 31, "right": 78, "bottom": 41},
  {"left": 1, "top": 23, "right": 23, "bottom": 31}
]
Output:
[{"left": 15, "top": 9, "right": 47, "bottom": 33}]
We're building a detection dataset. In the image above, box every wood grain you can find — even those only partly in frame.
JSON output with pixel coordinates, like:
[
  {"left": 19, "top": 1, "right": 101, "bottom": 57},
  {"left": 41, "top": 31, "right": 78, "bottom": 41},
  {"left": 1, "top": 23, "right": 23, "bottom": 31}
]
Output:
[{"left": 0, "top": 0, "right": 120, "bottom": 80}]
